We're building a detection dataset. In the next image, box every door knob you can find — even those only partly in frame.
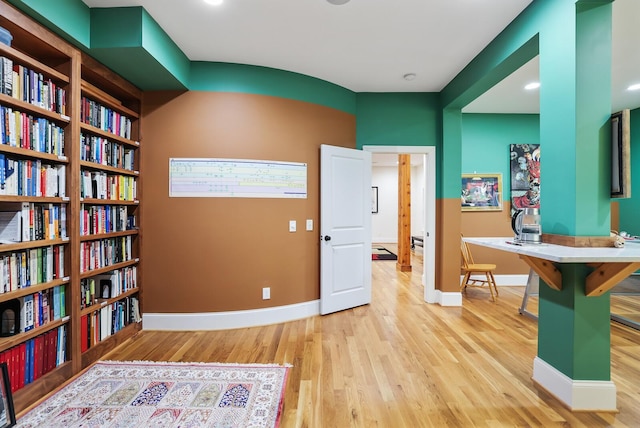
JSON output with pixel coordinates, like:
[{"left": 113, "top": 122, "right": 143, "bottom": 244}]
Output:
[{"left": 324, "top": 235, "right": 332, "bottom": 241}]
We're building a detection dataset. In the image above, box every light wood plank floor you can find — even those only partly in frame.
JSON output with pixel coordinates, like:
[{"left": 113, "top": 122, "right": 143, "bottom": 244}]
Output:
[{"left": 102, "top": 249, "right": 640, "bottom": 427}]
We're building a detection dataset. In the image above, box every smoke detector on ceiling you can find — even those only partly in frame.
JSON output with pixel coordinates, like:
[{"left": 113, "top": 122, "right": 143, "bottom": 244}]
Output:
[{"left": 327, "top": 0, "right": 351, "bottom": 5}]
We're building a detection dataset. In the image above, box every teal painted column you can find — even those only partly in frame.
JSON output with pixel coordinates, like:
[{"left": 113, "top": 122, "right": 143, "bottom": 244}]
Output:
[
  {"left": 538, "top": 265, "right": 610, "bottom": 380},
  {"left": 534, "top": 1, "right": 615, "bottom": 410}
]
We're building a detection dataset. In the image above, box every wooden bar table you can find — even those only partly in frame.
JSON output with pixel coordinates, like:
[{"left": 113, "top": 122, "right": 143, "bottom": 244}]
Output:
[{"left": 463, "top": 236, "right": 640, "bottom": 411}]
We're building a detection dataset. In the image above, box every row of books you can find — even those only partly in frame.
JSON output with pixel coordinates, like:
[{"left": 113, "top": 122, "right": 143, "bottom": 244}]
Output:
[
  {"left": 80, "top": 204, "right": 133, "bottom": 236},
  {"left": 0, "top": 325, "right": 67, "bottom": 393},
  {"left": 80, "top": 170, "right": 136, "bottom": 201},
  {"left": 1, "top": 105, "right": 66, "bottom": 155},
  {"left": 80, "top": 296, "right": 140, "bottom": 352},
  {"left": 81, "top": 133, "right": 135, "bottom": 170},
  {"left": 20, "top": 285, "right": 67, "bottom": 332},
  {"left": 80, "top": 96, "right": 132, "bottom": 140},
  {"left": 0, "top": 155, "right": 66, "bottom": 197},
  {"left": 0, "top": 57, "right": 67, "bottom": 115},
  {"left": 0, "top": 203, "right": 67, "bottom": 244},
  {"left": 80, "top": 236, "right": 133, "bottom": 273},
  {"left": 80, "top": 266, "right": 137, "bottom": 309},
  {"left": 0, "top": 245, "right": 65, "bottom": 293}
]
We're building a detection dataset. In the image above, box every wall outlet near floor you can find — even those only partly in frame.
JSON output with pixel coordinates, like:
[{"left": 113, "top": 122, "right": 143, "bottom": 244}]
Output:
[{"left": 262, "top": 287, "right": 271, "bottom": 300}]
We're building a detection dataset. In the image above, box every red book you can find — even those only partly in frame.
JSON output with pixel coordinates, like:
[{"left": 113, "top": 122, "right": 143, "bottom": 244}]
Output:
[
  {"left": 50, "top": 329, "right": 58, "bottom": 369},
  {"left": 9, "top": 347, "right": 17, "bottom": 393},
  {"left": 18, "top": 343, "right": 26, "bottom": 389},
  {"left": 34, "top": 335, "right": 44, "bottom": 380}
]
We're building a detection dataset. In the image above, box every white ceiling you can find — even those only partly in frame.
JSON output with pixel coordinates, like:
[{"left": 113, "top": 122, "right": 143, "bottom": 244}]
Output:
[{"left": 81, "top": 0, "right": 640, "bottom": 113}]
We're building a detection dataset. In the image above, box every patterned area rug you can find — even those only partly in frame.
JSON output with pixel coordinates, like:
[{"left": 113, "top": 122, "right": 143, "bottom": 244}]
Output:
[
  {"left": 372, "top": 246, "right": 397, "bottom": 260},
  {"left": 16, "top": 360, "right": 290, "bottom": 428}
]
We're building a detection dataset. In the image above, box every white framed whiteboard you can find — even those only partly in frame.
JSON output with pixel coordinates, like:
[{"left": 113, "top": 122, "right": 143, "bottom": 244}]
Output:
[{"left": 169, "top": 158, "right": 307, "bottom": 198}]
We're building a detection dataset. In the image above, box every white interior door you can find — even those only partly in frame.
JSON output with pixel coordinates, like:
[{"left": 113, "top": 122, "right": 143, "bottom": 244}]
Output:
[{"left": 320, "top": 144, "right": 372, "bottom": 315}]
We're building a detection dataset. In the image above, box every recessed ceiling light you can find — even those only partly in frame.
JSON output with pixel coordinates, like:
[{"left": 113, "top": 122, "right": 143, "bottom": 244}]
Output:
[
  {"left": 627, "top": 83, "right": 640, "bottom": 91},
  {"left": 524, "top": 82, "right": 540, "bottom": 90},
  {"left": 204, "top": 0, "right": 223, "bottom": 5},
  {"left": 327, "top": 0, "right": 351, "bottom": 4},
  {"left": 403, "top": 73, "right": 416, "bottom": 81}
]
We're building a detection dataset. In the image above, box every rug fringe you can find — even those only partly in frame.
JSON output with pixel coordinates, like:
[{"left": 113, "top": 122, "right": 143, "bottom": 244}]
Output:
[{"left": 98, "top": 360, "right": 293, "bottom": 368}]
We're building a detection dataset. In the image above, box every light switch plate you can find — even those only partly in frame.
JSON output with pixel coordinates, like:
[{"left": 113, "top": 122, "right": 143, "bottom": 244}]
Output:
[
  {"left": 289, "top": 220, "right": 296, "bottom": 232},
  {"left": 306, "top": 219, "right": 313, "bottom": 231}
]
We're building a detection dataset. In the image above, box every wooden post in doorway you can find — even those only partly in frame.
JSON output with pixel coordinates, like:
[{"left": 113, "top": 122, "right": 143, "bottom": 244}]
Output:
[{"left": 397, "top": 154, "right": 412, "bottom": 272}]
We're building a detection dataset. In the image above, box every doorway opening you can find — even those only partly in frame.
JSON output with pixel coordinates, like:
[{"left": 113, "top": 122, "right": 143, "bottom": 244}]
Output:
[{"left": 363, "top": 146, "right": 436, "bottom": 303}]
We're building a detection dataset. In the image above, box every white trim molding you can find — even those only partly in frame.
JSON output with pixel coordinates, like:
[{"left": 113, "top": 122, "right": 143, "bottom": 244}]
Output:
[
  {"left": 532, "top": 357, "right": 617, "bottom": 411},
  {"left": 435, "top": 290, "right": 463, "bottom": 307},
  {"left": 143, "top": 300, "right": 320, "bottom": 331}
]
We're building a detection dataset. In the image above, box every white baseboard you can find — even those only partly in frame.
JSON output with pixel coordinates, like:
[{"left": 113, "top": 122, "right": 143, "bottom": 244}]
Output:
[
  {"left": 142, "top": 300, "right": 320, "bottom": 331},
  {"left": 435, "top": 290, "right": 462, "bottom": 307},
  {"left": 461, "top": 274, "right": 528, "bottom": 286},
  {"left": 532, "top": 357, "right": 617, "bottom": 411}
]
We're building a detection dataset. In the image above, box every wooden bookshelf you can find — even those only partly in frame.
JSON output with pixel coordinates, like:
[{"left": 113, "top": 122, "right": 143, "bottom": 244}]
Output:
[{"left": 0, "top": 0, "right": 143, "bottom": 414}]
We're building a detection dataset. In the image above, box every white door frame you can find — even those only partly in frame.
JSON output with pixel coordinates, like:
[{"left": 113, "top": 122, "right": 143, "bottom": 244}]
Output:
[{"left": 363, "top": 145, "right": 437, "bottom": 303}]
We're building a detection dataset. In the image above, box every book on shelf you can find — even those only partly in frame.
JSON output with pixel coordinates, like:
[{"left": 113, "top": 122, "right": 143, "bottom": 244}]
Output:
[{"left": 0, "top": 210, "right": 21, "bottom": 243}]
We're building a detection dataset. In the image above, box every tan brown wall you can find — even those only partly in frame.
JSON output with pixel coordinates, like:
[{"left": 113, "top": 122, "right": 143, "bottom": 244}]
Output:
[
  {"left": 140, "top": 91, "right": 355, "bottom": 313},
  {"left": 460, "top": 202, "right": 529, "bottom": 276},
  {"left": 436, "top": 198, "right": 462, "bottom": 292},
  {"left": 611, "top": 201, "right": 619, "bottom": 232}
]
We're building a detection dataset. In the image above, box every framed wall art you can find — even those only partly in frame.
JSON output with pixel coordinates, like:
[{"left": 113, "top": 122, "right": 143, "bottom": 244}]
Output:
[
  {"left": 371, "top": 186, "right": 378, "bottom": 213},
  {"left": 510, "top": 144, "right": 540, "bottom": 212},
  {"left": 0, "top": 362, "right": 15, "bottom": 428},
  {"left": 461, "top": 173, "right": 503, "bottom": 211}
]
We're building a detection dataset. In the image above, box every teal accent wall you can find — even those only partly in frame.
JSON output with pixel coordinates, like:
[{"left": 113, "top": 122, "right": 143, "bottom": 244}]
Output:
[
  {"left": 617, "top": 108, "right": 640, "bottom": 235},
  {"left": 538, "top": 264, "right": 611, "bottom": 380},
  {"left": 356, "top": 93, "right": 441, "bottom": 196},
  {"left": 462, "top": 114, "right": 540, "bottom": 197},
  {"left": 6, "top": 0, "right": 90, "bottom": 48},
  {"left": 190, "top": 62, "right": 355, "bottom": 114},
  {"left": 90, "top": 7, "right": 189, "bottom": 90},
  {"left": 355, "top": 93, "right": 439, "bottom": 147}
]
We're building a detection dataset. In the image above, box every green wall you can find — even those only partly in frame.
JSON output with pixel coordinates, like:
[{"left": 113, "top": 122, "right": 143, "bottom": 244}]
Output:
[
  {"left": 355, "top": 93, "right": 440, "bottom": 147},
  {"left": 461, "top": 114, "right": 540, "bottom": 196},
  {"left": 617, "top": 108, "right": 640, "bottom": 235},
  {"left": 190, "top": 62, "right": 356, "bottom": 114}
]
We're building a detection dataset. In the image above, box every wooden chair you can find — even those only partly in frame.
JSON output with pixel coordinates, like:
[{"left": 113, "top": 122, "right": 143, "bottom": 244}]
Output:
[{"left": 460, "top": 235, "right": 499, "bottom": 301}]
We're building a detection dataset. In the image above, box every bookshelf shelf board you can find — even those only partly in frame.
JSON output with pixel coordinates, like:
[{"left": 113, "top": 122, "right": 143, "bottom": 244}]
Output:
[
  {"left": 0, "top": 316, "right": 69, "bottom": 353},
  {"left": 80, "top": 198, "right": 139, "bottom": 205},
  {"left": 79, "top": 123, "right": 139, "bottom": 148},
  {"left": 79, "top": 160, "right": 138, "bottom": 176},
  {"left": 13, "top": 361, "right": 74, "bottom": 417},
  {"left": 0, "top": 144, "right": 69, "bottom": 163},
  {"left": 79, "top": 229, "right": 139, "bottom": 242},
  {"left": 79, "top": 259, "right": 139, "bottom": 280},
  {"left": 80, "top": 287, "right": 140, "bottom": 317},
  {"left": 81, "top": 80, "right": 139, "bottom": 119},
  {"left": 0, "top": 277, "right": 69, "bottom": 304},
  {"left": 81, "top": 321, "right": 141, "bottom": 369},
  {"left": 0, "top": 195, "right": 70, "bottom": 204},
  {"left": 0, "top": 237, "right": 69, "bottom": 253},
  {"left": 0, "top": 93, "right": 71, "bottom": 124},
  {"left": 0, "top": 43, "right": 70, "bottom": 84}
]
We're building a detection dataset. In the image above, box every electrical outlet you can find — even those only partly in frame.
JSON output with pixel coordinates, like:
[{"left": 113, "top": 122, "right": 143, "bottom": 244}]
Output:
[
  {"left": 289, "top": 220, "right": 296, "bottom": 232},
  {"left": 306, "top": 219, "right": 313, "bottom": 231},
  {"left": 262, "top": 287, "right": 271, "bottom": 300}
]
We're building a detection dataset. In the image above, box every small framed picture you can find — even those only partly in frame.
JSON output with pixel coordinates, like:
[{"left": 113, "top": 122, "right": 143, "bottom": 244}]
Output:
[
  {"left": 461, "top": 173, "right": 503, "bottom": 212},
  {"left": 371, "top": 186, "right": 378, "bottom": 213},
  {"left": 0, "top": 362, "right": 15, "bottom": 427}
]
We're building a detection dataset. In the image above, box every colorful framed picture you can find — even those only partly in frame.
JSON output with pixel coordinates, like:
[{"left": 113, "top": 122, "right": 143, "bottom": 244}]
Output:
[
  {"left": 0, "top": 362, "right": 15, "bottom": 428},
  {"left": 461, "top": 173, "right": 503, "bottom": 211}
]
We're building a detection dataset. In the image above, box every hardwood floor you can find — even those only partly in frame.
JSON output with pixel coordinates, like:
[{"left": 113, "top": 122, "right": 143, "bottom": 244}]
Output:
[{"left": 100, "top": 249, "right": 640, "bottom": 427}]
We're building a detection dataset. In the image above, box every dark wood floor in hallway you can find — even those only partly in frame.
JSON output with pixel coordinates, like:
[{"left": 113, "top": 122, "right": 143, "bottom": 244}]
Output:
[{"left": 101, "top": 253, "right": 640, "bottom": 427}]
